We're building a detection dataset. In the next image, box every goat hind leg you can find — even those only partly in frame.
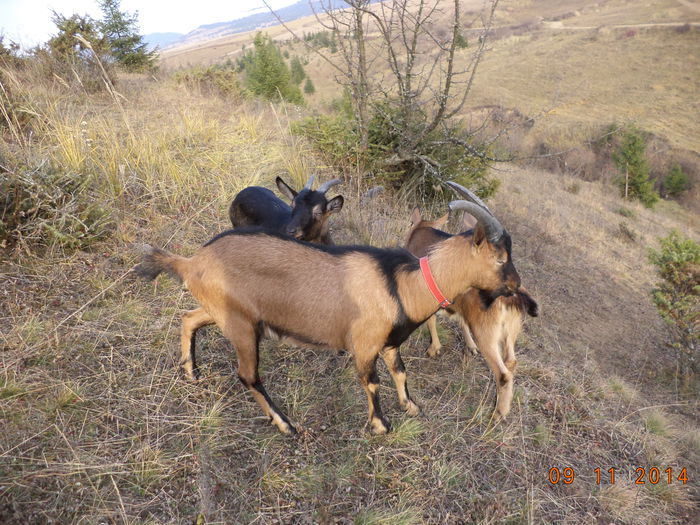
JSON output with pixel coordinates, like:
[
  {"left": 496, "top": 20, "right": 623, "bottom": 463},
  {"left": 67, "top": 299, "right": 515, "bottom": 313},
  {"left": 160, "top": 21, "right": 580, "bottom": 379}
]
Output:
[
  {"left": 475, "top": 330, "right": 514, "bottom": 419},
  {"left": 180, "top": 307, "right": 214, "bottom": 380},
  {"left": 381, "top": 346, "right": 420, "bottom": 416},
  {"left": 503, "top": 323, "right": 520, "bottom": 373},
  {"left": 461, "top": 320, "right": 479, "bottom": 358},
  {"left": 223, "top": 318, "right": 296, "bottom": 435},
  {"left": 425, "top": 315, "right": 442, "bottom": 358}
]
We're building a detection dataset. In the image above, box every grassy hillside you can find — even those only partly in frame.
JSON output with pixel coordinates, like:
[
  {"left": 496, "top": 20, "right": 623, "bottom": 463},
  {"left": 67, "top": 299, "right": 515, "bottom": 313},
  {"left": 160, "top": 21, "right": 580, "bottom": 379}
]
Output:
[
  {"left": 159, "top": 0, "right": 700, "bottom": 154},
  {"left": 1, "top": 55, "right": 698, "bottom": 525},
  {"left": 158, "top": 0, "right": 700, "bottom": 212}
]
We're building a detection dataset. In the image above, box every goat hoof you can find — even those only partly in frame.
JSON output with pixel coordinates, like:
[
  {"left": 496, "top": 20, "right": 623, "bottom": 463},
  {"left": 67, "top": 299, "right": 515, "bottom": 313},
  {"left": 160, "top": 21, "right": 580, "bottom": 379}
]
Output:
[
  {"left": 426, "top": 346, "right": 441, "bottom": 358},
  {"left": 277, "top": 422, "right": 298, "bottom": 436},
  {"left": 182, "top": 369, "right": 199, "bottom": 381},
  {"left": 493, "top": 411, "right": 508, "bottom": 423},
  {"left": 404, "top": 401, "right": 421, "bottom": 417},
  {"left": 370, "top": 417, "right": 391, "bottom": 435}
]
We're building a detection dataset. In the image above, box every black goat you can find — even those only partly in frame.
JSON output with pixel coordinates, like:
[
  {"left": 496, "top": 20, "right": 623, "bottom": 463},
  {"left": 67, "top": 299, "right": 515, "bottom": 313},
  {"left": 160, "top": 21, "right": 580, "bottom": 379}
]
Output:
[{"left": 228, "top": 175, "right": 343, "bottom": 243}]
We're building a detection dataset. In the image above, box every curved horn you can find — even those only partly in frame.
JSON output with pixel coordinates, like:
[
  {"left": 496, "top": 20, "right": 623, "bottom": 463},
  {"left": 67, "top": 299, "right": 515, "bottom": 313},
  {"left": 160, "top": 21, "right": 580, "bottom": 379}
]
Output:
[
  {"left": 445, "top": 181, "right": 492, "bottom": 214},
  {"left": 303, "top": 174, "right": 316, "bottom": 190},
  {"left": 317, "top": 178, "right": 342, "bottom": 194},
  {"left": 361, "top": 185, "right": 384, "bottom": 203},
  {"left": 448, "top": 200, "right": 503, "bottom": 242}
]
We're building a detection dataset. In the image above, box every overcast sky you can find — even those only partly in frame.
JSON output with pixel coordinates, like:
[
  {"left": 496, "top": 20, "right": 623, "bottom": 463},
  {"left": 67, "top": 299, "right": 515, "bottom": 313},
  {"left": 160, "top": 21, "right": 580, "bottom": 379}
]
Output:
[{"left": 0, "top": 0, "right": 298, "bottom": 48}]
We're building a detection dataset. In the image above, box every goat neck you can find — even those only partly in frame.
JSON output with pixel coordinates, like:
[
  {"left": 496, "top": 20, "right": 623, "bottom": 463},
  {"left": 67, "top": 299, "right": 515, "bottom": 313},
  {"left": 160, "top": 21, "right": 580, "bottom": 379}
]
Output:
[{"left": 398, "top": 235, "right": 477, "bottom": 321}]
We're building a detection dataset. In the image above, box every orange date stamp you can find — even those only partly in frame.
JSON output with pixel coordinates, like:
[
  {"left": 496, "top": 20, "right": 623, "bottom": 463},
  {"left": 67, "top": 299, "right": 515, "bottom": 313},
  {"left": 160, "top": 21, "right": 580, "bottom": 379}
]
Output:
[{"left": 548, "top": 466, "right": 689, "bottom": 485}]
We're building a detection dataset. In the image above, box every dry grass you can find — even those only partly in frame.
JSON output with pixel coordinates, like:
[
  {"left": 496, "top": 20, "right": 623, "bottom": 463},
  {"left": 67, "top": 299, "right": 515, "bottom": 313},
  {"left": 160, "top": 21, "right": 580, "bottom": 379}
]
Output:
[
  {"left": 1, "top": 61, "right": 699, "bottom": 525},
  {"left": 160, "top": 0, "right": 700, "bottom": 156},
  {"left": 470, "top": 25, "right": 700, "bottom": 152}
]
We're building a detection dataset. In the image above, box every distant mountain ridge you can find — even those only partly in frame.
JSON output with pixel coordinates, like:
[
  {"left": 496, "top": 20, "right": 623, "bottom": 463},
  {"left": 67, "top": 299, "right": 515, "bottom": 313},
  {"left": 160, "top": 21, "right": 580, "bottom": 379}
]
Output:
[
  {"left": 151, "top": 0, "right": 379, "bottom": 50},
  {"left": 144, "top": 32, "right": 185, "bottom": 50}
]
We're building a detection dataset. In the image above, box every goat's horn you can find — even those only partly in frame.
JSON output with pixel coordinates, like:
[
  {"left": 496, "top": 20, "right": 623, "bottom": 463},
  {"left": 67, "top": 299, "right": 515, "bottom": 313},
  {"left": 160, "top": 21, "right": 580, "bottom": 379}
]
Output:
[
  {"left": 303, "top": 174, "right": 316, "bottom": 190},
  {"left": 317, "top": 178, "right": 342, "bottom": 194},
  {"left": 445, "top": 181, "right": 492, "bottom": 214},
  {"left": 362, "top": 185, "right": 384, "bottom": 201},
  {"left": 448, "top": 200, "right": 504, "bottom": 242}
]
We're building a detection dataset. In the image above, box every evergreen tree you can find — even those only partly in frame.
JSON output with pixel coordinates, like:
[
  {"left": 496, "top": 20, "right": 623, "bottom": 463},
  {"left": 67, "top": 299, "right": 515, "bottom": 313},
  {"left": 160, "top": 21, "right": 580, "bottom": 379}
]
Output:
[
  {"left": 98, "top": 0, "right": 155, "bottom": 71},
  {"left": 46, "top": 11, "right": 113, "bottom": 91},
  {"left": 303, "top": 77, "right": 316, "bottom": 94},
  {"left": 613, "top": 126, "right": 658, "bottom": 208},
  {"left": 664, "top": 164, "right": 690, "bottom": 197},
  {"left": 290, "top": 56, "right": 306, "bottom": 85},
  {"left": 245, "top": 33, "right": 303, "bottom": 104},
  {"left": 48, "top": 12, "right": 108, "bottom": 62},
  {"left": 649, "top": 231, "right": 700, "bottom": 379}
]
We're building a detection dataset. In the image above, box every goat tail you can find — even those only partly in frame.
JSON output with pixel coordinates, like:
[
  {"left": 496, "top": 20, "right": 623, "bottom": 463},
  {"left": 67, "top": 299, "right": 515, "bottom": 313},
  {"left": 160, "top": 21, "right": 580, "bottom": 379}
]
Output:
[
  {"left": 501, "top": 286, "right": 539, "bottom": 317},
  {"left": 518, "top": 287, "right": 539, "bottom": 318},
  {"left": 133, "top": 244, "right": 186, "bottom": 283}
]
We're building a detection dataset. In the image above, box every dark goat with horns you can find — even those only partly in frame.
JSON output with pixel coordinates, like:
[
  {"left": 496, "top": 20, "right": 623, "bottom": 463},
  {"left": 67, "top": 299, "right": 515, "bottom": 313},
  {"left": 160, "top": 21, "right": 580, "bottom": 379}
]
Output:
[
  {"left": 228, "top": 175, "right": 343, "bottom": 243},
  {"left": 135, "top": 183, "right": 520, "bottom": 435}
]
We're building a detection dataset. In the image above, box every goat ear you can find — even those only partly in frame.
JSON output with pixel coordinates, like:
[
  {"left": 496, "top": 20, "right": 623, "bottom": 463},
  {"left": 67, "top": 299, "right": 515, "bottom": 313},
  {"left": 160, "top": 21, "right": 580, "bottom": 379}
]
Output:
[
  {"left": 276, "top": 176, "right": 297, "bottom": 201},
  {"left": 327, "top": 195, "right": 344, "bottom": 214},
  {"left": 461, "top": 211, "right": 477, "bottom": 231},
  {"left": 434, "top": 212, "right": 449, "bottom": 229},
  {"left": 472, "top": 224, "right": 487, "bottom": 248},
  {"left": 410, "top": 207, "right": 422, "bottom": 227}
]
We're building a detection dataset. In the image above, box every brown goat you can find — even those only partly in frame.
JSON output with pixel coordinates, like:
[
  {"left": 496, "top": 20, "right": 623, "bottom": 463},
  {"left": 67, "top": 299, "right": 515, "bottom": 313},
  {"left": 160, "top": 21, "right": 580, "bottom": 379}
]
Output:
[
  {"left": 405, "top": 202, "right": 538, "bottom": 420},
  {"left": 135, "top": 195, "right": 521, "bottom": 435}
]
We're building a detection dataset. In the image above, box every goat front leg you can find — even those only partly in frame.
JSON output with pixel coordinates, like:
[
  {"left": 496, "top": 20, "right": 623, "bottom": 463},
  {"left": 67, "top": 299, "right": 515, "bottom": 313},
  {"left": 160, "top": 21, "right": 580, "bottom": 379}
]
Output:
[
  {"left": 355, "top": 353, "right": 391, "bottom": 434},
  {"left": 180, "top": 307, "right": 215, "bottom": 380},
  {"left": 425, "top": 315, "right": 442, "bottom": 357},
  {"left": 381, "top": 346, "right": 420, "bottom": 416}
]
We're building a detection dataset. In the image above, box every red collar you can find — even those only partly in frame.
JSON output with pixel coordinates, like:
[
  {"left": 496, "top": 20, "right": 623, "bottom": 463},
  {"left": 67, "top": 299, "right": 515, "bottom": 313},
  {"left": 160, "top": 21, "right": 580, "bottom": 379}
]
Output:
[{"left": 419, "top": 257, "right": 452, "bottom": 308}]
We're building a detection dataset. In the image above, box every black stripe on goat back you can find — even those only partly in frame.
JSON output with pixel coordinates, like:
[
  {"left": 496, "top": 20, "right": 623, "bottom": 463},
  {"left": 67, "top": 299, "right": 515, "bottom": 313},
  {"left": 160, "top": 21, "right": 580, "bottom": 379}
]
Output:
[{"left": 204, "top": 227, "right": 418, "bottom": 269}]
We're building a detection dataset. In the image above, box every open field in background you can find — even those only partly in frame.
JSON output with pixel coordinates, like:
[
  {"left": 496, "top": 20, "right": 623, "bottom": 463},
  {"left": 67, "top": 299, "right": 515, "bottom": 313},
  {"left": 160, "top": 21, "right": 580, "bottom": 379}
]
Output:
[
  {"left": 469, "top": 26, "right": 700, "bottom": 152},
  {"left": 159, "top": 0, "right": 700, "bottom": 211},
  {"left": 1, "top": 61, "right": 699, "bottom": 523}
]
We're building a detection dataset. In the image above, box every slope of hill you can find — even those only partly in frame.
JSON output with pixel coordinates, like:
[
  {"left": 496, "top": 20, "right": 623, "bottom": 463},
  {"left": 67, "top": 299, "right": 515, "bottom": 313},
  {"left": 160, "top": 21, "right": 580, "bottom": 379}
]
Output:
[{"left": 0, "top": 63, "right": 697, "bottom": 522}]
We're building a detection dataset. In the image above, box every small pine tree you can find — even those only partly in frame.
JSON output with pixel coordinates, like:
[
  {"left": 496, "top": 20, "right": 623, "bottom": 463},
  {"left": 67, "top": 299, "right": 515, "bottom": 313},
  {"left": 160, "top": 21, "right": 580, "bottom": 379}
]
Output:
[
  {"left": 664, "top": 164, "right": 690, "bottom": 197},
  {"left": 48, "top": 12, "right": 108, "bottom": 61},
  {"left": 454, "top": 31, "right": 468, "bottom": 49},
  {"left": 289, "top": 56, "right": 306, "bottom": 85},
  {"left": 304, "top": 77, "right": 315, "bottom": 94},
  {"left": 98, "top": 0, "right": 155, "bottom": 71},
  {"left": 245, "top": 33, "right": 303, "bottom": 104},
  {"left": 46, "top": 12, "right": 114, "bottom": 91},
  {"left": 613, "top": 126, "right": 658, "bottom": 208},
  {"left": 649, "top": 231, "right": 700, "bottom": 382}
]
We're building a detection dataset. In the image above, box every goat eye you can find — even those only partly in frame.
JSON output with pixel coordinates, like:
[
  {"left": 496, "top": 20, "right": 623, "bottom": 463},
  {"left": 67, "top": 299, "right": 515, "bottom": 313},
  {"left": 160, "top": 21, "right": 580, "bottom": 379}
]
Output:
[{"left": 497, "top": 259, "right": 506, "bottom": 265}]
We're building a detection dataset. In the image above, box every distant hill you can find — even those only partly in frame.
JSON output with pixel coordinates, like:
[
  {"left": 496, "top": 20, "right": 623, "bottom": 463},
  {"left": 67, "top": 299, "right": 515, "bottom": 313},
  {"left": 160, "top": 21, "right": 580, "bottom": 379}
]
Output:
[
  {"left": 172, "top": 0, "right": 377, "bottom": 47},
  {"left": 144, "top": 32, "right": 185, "bottom": 50}
]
